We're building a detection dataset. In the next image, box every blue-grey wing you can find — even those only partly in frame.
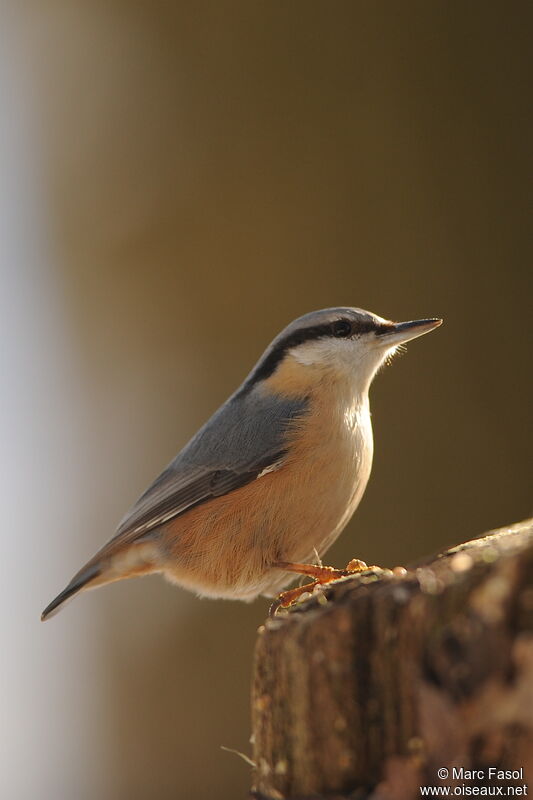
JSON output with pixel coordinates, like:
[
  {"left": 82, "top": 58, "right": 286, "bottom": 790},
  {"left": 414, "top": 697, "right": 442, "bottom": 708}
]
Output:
[{"left": 113, "top": 390, "right": 308, "bottom": 540}]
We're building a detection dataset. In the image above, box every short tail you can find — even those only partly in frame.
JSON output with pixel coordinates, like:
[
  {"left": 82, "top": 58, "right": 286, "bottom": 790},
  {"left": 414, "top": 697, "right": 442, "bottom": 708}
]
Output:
[
  {"left": 41, "top": 538, "right": 160, "bottom": 621},
  {"left": 41, "top": 563, "right": 101, "bottom": 621}
]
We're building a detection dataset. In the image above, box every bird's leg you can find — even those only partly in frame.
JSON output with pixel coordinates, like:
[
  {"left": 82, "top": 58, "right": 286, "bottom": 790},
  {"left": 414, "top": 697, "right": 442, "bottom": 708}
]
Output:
[
  {"left": 269, "top": 558, "right": 376, "bottom": 615},
  {"left": 273, "top": 559, "right": 370, "bottom": 581},
  {"left": 269, "top": 580, "right": 320, "bottom": 616}
]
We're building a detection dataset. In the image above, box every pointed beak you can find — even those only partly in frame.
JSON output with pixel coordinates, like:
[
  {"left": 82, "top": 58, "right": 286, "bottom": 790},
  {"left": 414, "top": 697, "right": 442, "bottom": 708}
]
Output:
[{"left": 376, "top": 317, "right": 443, "bottom": 346}]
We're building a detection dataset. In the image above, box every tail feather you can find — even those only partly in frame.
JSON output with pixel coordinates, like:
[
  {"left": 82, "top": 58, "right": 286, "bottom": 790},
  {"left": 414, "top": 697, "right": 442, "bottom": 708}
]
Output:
[
  {"left": 41, "top": 563, "right": 101, "bottom": 621},
  {"left": 41, "top": 538, "right": 160, "bottom": 621}
]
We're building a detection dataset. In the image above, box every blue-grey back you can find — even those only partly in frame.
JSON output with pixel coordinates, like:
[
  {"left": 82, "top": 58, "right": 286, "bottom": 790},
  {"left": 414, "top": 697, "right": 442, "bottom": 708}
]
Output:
[
  {"left": 114, "top": 386, "right": 308, "bottom": 540},
  {"left": 113, "top": 306, "right": 375, "bottom": 540}
]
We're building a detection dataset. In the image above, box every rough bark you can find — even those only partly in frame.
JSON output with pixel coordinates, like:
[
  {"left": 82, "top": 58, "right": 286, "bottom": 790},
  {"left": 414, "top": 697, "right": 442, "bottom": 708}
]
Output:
[{"left": 251, "top": 519, "right": 533, "bottom": 800}]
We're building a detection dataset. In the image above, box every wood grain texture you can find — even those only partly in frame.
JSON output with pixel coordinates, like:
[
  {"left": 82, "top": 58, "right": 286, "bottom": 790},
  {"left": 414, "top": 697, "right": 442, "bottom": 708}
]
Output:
[{"left": 251, "top": 519, "right": 533, "bottom": 800}]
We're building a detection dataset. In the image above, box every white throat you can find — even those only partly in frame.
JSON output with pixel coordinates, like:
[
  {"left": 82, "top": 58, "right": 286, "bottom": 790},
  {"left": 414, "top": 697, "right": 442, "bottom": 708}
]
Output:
[{"left": 289, "top": 337, "right": 391, "bottom": 396}]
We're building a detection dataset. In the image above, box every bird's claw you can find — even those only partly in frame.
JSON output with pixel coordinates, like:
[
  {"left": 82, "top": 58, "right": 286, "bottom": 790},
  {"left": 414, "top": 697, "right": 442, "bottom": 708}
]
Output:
[{"left": 269, "top": 558, "right": 380, "bottom": 615}]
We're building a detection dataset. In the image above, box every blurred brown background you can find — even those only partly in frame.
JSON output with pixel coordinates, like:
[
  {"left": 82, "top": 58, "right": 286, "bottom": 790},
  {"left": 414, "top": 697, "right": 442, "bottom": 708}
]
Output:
[{"left": 1, "top": 2, "right": 531, "bottom": 799}]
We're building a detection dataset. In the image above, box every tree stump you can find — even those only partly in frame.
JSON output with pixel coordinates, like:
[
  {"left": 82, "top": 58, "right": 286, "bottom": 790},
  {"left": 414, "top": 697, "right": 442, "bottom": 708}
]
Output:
[{"left": 251, "top": 519, "right": 533, "bottom": 800}]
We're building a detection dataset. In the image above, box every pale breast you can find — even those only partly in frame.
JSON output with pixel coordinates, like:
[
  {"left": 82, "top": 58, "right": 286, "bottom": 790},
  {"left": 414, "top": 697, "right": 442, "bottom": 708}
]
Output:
[
  {"left": 161, "top": 377, "right": 373, "bottom": 600},
  {"left": 276, "top": 385, "right": 374, "bottom": 564}
]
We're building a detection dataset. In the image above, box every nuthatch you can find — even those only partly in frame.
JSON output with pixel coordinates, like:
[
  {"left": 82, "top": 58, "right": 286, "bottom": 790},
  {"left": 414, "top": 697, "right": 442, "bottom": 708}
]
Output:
[{"left": 42, "top": 307, "right": 442, "bottom": 620}]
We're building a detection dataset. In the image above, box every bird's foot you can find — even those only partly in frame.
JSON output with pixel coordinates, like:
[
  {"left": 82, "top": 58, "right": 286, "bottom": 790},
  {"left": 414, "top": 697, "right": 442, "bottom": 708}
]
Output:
[{"left": 269, "top": 558, "right": 378, "bottom": 616}]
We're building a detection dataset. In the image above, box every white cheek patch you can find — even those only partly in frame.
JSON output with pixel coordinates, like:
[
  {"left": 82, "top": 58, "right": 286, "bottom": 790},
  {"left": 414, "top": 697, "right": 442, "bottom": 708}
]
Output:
[
  {"left": 289, "top": 338, "right": 354, "bottom": 368},
  {"left": 288, "top": 336, "right": 391, "bottom": 390}
]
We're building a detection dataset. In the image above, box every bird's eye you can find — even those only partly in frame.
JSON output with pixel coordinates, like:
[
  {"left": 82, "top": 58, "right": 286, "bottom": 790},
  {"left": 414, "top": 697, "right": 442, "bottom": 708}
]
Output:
[{"left": 332, "top": 319, "right": 352, "bottom": 338}]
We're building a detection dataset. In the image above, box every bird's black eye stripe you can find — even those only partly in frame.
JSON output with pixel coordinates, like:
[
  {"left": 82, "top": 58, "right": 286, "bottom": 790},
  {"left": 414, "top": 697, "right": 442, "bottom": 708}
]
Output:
[{"left": 331, "top": 319, "right": 352, "bottom": 338}]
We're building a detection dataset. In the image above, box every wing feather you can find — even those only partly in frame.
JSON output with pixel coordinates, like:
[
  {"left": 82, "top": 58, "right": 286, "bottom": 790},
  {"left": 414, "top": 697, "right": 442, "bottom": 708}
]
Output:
[{"left": 112, "top": 391, "right": 307, "bottom": 542}]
